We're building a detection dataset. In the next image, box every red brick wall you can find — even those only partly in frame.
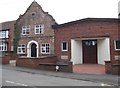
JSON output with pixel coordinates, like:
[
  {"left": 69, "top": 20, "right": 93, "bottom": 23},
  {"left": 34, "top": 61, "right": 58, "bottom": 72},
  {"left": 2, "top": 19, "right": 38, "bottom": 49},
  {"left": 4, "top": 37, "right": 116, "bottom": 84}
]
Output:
[
  {"left": 54, "top": 19, "right": 119, "bottom": 64},
  {"left": 105, "top": 61, "right": 120, "bottom": 75},
  {"left": 16, "top": 56, "right": 57, "bottom": 68},
  {"left": 2, "top": 55, "right": 10, "bottom": 64},
  {"left": 16, "top": 56, "right": 73, "bottom": 72}
]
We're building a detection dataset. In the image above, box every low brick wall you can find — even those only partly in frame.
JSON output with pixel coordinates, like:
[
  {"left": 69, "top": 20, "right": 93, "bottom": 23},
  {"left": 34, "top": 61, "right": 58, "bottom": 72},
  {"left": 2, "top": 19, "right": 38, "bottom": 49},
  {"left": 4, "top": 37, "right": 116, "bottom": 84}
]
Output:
[
  {"left": 16, "top": 56, "right": 57, "bottom": 68},
  {"left": 112, "top": 64, "right": 120, "bottom": 75},
  {"left": 105, "top": 61, "right": 112, "bottom": 74},
  {"left": 105, "top": 61, "right": 120, "bottom": 75},
  {"left": 2, "top": 55, "right": 10, "bottom": 64},
  {"left": 2, "top": 52, "right": 17, "bottom": 65},
  {"left": 16, "top": 56, "right": 73, "bottom": 72},
  {"left": 58, "top": 62, "right": 73, "bottom": 72},
  {"left": 39, "top": 62, "right": 73, "bottom": 72}
]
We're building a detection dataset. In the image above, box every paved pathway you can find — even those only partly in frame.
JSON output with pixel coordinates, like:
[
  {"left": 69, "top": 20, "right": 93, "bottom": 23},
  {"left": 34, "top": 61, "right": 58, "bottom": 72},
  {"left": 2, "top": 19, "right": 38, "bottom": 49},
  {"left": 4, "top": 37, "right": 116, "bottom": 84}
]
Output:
[{"left": 73, "top": 64, "right": 105, "bottom": 75}]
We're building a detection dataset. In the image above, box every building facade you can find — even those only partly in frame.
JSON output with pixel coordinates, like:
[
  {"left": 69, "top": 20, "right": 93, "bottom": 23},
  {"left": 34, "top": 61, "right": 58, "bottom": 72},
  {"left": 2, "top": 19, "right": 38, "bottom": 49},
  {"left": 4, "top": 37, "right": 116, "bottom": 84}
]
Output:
[
  {"left": 0, "top": 20, "right": 15, "bottom": 64},
  {"left": 54, "top": 18, "right": 120, "bottom": 65},
  {"left": 1, "top": 1, "right": 119, "bottom": 74},
  {"left": 14, "top": 1, "right": 56, "bottom": 58}
]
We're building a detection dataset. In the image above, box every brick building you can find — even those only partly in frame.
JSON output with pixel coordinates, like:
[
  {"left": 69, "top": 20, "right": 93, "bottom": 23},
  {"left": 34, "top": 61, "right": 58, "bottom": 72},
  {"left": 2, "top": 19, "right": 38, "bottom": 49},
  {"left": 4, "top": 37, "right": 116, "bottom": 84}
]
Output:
[
  {"left": 15, "top": 1, "right": 62, "bottom": 70},
  {"left": 0, "top": 20, "right": 16, "bottom": 64},
  {"left": 14, "top": 1, "right": 56, "bottom": 58},
  {"left": 1, "top": 1, "right": 119, "bottom": 74},
  {"left": 53, "top": 18, "right": 120, "bottom": 74}
]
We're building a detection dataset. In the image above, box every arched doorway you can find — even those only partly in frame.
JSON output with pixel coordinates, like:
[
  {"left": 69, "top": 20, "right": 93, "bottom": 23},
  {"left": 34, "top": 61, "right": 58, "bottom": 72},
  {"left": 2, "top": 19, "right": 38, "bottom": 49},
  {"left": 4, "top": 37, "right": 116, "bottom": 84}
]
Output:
[
  {"left": 31, "top": 43, "right": 37, "bottom": 57},
  {"left": 27, "top": 40, "right": 39, "bottom": 58}
]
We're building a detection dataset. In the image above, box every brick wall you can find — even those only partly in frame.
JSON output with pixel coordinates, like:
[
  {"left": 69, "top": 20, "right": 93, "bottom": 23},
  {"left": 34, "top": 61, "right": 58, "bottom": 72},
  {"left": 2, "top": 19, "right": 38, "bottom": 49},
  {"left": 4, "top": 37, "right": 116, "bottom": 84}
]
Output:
[
  {"left": 15, "top": 1, "right": 56, "bottom": 56},
  {"left": 54, "top": 18, "right": 120, "bottom": 64},
  {"left": 16, "top": 56, "right": 57, "bottom": 68},
  {"left": 2, "top": 55, "right": 10, "bottom": 64},
  {"left": 16, "top": 56, "right": 73, "bottom": 72},
  {"left": 105, "top": 61, "right": 120, "bottom": 75}
]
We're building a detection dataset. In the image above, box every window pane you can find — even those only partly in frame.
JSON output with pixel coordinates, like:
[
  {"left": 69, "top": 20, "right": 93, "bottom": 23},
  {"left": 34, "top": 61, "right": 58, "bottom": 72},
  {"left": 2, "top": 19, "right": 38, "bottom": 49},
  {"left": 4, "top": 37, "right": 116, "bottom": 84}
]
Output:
[
  {"left": 35, "top": 25, "right": 44, "bottom": 34},
  {"left": 63, "top": 42, "right": 67, "bottom": 50},
  {"left": 36, "top": 29, "right": 39, "bottom": 33},
  {"left": 17, "top": 44, "right": 25, "bottom": 54},
  {"left": 22, "top": 26, "right": 30, "bottom": 35},
  {"left": 116, "top": 40, "right": 120, "bottom": 49}
]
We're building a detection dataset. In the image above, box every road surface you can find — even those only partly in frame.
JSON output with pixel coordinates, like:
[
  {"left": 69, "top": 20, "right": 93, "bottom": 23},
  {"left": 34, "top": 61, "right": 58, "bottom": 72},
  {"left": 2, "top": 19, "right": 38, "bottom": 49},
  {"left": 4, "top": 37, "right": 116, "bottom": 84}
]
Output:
[{"left": 1, "top": 65, "right": 112, "bottom": 86}]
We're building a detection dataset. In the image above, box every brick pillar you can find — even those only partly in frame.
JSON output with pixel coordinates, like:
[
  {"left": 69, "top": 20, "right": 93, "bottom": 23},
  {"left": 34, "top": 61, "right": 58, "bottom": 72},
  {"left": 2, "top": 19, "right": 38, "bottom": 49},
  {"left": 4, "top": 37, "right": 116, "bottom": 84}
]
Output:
[{"left": 105, "top": 61, "right": 112, "bottom": 74}]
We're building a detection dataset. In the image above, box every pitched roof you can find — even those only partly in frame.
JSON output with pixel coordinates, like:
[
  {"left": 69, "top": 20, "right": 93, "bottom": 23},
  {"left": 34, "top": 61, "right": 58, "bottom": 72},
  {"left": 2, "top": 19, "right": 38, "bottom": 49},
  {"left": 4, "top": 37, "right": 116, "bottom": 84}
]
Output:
[
  {"left": 53, "top": 18, "right": 119, "bottom": 29},
  {"left": 16, "top": 1, "right": 56, "bottom": 22}
]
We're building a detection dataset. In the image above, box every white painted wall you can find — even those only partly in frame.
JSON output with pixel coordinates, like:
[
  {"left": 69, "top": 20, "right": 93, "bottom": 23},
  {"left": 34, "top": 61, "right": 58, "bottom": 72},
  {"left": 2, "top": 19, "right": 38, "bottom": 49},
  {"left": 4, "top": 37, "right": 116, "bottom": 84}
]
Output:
[
  {"left": 97, "top": 38, "right": 110, "bottom": 65},
  {"left": 71, "top": 39, "right": 82, "bottom": 65},
  {"left": 71, "top": 38, "right": 110, "bottom": 65}
]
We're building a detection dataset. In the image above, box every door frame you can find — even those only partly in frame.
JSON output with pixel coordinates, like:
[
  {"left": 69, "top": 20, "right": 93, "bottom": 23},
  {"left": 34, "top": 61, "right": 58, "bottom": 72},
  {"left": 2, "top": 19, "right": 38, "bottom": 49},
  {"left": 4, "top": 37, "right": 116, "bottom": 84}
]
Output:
[
  {"left": 82, "top": 40, "right": 97, "bottom": 64},
  {"left": 27, "top": 40, "right": 39, "bottom": 58},
  {"left": 31, "top": 43, "right": 37, "bottom": 57}
]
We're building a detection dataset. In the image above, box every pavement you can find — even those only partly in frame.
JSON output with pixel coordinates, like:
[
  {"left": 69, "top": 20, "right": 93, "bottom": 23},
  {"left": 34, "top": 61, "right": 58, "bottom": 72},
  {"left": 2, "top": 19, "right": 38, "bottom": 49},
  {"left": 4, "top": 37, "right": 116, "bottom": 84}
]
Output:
[
  {"left": 73, "top": 64, "right": 105, "bottom": 75},
  {"left": 2, "top": 65, "right": 120, "bottom": 86}
]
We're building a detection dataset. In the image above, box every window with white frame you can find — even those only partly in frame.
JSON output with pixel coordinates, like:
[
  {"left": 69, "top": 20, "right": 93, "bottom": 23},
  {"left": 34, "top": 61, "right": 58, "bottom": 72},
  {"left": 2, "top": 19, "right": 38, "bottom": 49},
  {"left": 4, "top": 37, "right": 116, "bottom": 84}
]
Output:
[
  {"left": 41, "top": 43, "right": 50, "bottom": 54},
  {"left": 0, "top": 42, "right": 7, "bottom": 51},
  {"left": 61, "top": 41, "right": 68, "bottom": 51},
  {"left": 114, "top": 40, "right": 120, "bottom": 51},
  {"left": 21, "top": 26, "right": 30, "bottom": 35},
  {"left": 35, "top": 24, "right": 44, "bottom": 34},
  {"left": 17, "top": 44, "right": 26, "bottom": 54},
  {"left": 0, "top": 30, "right": 9, "bottom": 38}
]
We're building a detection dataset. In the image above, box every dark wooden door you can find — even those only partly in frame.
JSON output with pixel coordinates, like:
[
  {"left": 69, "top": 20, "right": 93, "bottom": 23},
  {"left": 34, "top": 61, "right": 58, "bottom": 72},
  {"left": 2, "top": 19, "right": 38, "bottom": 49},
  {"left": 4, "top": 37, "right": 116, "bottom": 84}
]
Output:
[
  {"left": 31, "top": 43, "right": 37, "bottom": 57},
  {"left": 82, "top": 40, "right": 97, "bottom": 64}
]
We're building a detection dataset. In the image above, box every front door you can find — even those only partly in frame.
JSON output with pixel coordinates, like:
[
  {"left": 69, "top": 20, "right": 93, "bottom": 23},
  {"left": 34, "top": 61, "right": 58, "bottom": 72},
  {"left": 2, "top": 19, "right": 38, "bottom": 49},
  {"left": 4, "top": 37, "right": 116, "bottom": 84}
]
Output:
[
  {"left": 82, "top": 40, "right": 97, "bottom": 64},
  {"left": 31, "top": 43, "right": 37, "bottom": 57}
]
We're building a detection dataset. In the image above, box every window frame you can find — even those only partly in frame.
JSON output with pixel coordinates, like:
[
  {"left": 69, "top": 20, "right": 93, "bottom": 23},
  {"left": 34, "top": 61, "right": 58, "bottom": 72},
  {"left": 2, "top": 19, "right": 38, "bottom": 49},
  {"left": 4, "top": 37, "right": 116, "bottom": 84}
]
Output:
[
  {"left": 114, "top": 40, "right": 120, "bottom": 51},
  {"left": 35, "top": 24, "right": 44, "bottom": 34},
  {"left": 41, "top": 43, "right": 50, "bottom": 54},
  {"left": 0, "top": 30, "right": 9, "bottom": 38},
  {"left": 61, "top": 41, "right": 68, "bottom": 52},
  {"left": 0, "top": 42, "right": 7, "bottom": 51},
  {"left": 17, "top": 44, "right": 26, "bottom": 54},
  {"left": 21, "top": 26, "right": 30, "bottom": 35}
]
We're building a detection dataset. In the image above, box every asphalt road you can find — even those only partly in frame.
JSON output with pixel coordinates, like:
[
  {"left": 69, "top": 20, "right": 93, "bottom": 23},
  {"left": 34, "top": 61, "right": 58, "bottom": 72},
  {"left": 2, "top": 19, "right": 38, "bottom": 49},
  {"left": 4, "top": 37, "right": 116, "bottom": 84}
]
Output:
[{"left": 1, "top": 65, "right": 109, "bottom": 86}]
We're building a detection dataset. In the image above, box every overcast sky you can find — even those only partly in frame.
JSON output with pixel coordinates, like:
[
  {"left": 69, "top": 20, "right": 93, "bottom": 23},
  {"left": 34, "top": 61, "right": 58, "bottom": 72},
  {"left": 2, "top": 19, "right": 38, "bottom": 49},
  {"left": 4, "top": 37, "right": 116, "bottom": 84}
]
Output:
[{"left": 0, "top": 0, "right": 119, "bottom": 24}]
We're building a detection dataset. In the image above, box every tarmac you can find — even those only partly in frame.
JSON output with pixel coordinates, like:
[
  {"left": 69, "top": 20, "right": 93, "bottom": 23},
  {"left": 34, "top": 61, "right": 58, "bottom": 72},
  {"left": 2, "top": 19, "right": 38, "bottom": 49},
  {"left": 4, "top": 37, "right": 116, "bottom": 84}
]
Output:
[{"left": 2, "top": 64, "right": 120, "bottom": 86}]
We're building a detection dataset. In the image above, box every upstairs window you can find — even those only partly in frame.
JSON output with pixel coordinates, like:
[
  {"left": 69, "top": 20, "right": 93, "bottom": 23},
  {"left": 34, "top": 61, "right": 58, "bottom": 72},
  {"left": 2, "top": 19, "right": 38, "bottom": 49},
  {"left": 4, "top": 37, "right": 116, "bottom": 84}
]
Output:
[
  {"left": 41, "top": 43, "right": 50, "bottom": 54},
  {"left": 0, "top": 42, "right": 7, "bottom": 51},
  {"left": 35, "top": 25, "right": 44, "bottom": 34},
  {"left": 22, "top": 26, "right": 30, "bottom": 35},
  {"left": 114, "top": 40, "right": 120, "bottom": 51},
  {"left": 17, "top": 44, "right": 26, "bottom": 54},
  {"left": 0, "top": 30, "right": 9, "bottom": 38},
  {"left": 61, "top": 41, "right": 68, "bottom": 51}
]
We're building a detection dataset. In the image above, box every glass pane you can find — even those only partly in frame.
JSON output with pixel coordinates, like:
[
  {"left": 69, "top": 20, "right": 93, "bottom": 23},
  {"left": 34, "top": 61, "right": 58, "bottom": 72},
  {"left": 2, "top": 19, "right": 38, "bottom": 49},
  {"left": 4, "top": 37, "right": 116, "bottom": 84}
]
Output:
[
  {"left": 63, "top": 42, "right": 67, "bottom": 50},
  {"left": 116, "top": 40, "right": 120, "bottom": 49},
  {"left": 36, "top": 29, "right": 39, "bottom": 33}
]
